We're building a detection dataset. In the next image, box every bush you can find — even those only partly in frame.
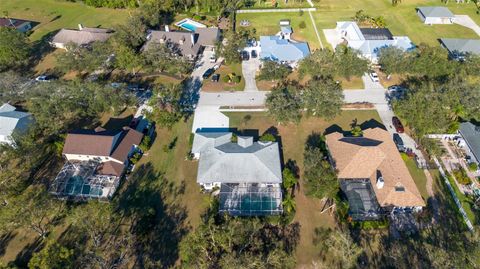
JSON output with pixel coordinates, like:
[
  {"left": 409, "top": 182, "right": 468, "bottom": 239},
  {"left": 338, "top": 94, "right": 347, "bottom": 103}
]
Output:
[
  {"left": 299, "top": 10, "right": 304, "bottom": 16},
  {"left": 193, "top": 14, "right": 206, "bottom": 21},
  {"left": 222, "top": 75, "right": 230, "bottom": 83},
  {"left": 299, "top": 21, "right": 306, "bottom": 29},
  {"left": 453, "top": 168, "right": 472, "bottom": 185},
  {"left": 139, "top": 136, "right": 151, "bottom": 152},
  {"left": 233, "top": 75, "right": 241, "bottom": 84},
  {"left": 468, "top": 162, "right": 478, "bottom": 172},
  {"left": 231, "top": 133, "right": 238, "bottom": 143},
  {"left": 259, "top": 133, "right": 276, "bottom": 142}
]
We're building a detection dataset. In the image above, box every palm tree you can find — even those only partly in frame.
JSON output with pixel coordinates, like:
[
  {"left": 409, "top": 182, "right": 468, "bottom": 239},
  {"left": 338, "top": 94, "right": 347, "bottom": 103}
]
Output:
[
  {"left": 282, "top": 193, "right": 296, "bottom": 213},
  {"left": 282, "top": 168, "right": 298, "bottom": 190}
]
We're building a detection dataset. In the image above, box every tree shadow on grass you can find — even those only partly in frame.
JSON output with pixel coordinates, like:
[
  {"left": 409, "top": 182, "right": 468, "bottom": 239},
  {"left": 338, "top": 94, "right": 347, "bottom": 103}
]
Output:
[
  {"left": 0, "top": 232, "right": 16, "bottom": 257},
  {"left": 13, "top": 236, "right": 44, "bottom": 268},
  {"left": 114, "top": 163, "right": 189, "bottom": 268}
]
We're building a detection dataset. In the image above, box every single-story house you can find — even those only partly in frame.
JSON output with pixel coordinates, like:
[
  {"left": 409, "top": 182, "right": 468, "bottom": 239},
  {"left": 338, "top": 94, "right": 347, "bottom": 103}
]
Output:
[
  {"left": 458, "top": 122, "right": 480, "bottom": 166},
  {"left": 417, "top": 7, "right": 455, "bottom": 24},
  {"left": 326, "top": 127, "right": 425, "bottom": 220},
  {"left": 191, "top": 131, "right": 283, "bottom": 216},
  {"left": 335, "top": 21, "right": 414, "bottom": 62},
  {"left": 51, "top": 24, "right": 113, "bottom": 50},
  {"left": 0, "top": 18, "right": 32, "bottom": 32},
  {"left": 51, "top": 126, "right": 143, "bottom": 199},
  {"left": 0, "top": 103, "right": 33, "bottom": 145},
  {"left": 439, "top": 38, "right": 480, "bottom": 60},
  {"left": 144, "top": 26, "right": 220, "bottom": 59}
]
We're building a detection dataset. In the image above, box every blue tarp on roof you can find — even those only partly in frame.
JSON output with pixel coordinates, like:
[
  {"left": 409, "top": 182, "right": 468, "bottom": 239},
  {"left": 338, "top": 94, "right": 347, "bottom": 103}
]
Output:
[{"left": 260, "top": 36, "right": 310, "bottom": 62}]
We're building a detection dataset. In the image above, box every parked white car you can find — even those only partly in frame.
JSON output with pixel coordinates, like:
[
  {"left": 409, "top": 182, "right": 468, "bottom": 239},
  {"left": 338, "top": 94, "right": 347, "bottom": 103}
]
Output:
[
  {"left": 369, "top": 72, "right": 379, "bottom": 82},
  {"left": 35, "top": 75, "right": 55, "bottom": 82}
]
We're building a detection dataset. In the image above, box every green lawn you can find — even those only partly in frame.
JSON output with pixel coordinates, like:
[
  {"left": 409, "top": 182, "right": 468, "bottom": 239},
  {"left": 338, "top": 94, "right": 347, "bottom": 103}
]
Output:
[
  {"left": 224, "top": 109, "right": 382, "bottom": 266},
  {"left": 0, "top": 0, "right": 129, "bottom": 41},
  {"left": 401, "top": 153, "right": 429, "bottom": 200},
  {"left": 445, "top": 173, "right": 478, "bottom": 225},
  {"left": 238, "top": 0, "right": 480, "bottom": 50},
  {"left": 313, "top": 0, "right": 480, "bottom": 47},
  {"left": 236, "top": 12, "right": 322, "bottom": 49}
]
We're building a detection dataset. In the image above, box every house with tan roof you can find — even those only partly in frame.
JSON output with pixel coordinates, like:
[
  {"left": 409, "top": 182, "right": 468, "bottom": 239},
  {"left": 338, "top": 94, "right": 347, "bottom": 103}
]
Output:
[
  {"left": 144, "top": 26, "right": 220, "bottom": 59},
  {"left": 326, "top": 127, "right": 425, "bottom": 220},
  {"left": 50, "top": 126, "right": 143, "bottom": 200},
  {"left": 51, "top": 24, "right": 113, "bottom": 50}
]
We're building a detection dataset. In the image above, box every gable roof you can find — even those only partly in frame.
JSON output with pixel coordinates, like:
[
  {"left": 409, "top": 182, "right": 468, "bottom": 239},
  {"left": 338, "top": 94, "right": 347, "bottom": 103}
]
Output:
[
  {"left": 260, "top": 35, "right": 310, "bottom": 62},
  {"left": 194, "top": 27, "right": 220, "bottom": 46},
  {"left": 459, "top": 122, "right": 480, "bottom": 162},
  {"left": 191, "top": 132, "right": 232, "bottom": 154},
  {"left": 145, "top": 30, "right": 201, "bottom": 57},
  {"left": 417, "top": 6, "right": 454, "bottom": 18},
  {"left": 96, "top": 161, "right": 125, "bottom": 177},
  {"left": 440, "top": 38, "right": 480, "bottom": 55},
  {"left": 52, "top": 28, "right": 113, "bottom": 46},
  {"left": 0, "top": 103, "right": 33, "bottom": 137},
  {"left": 63, "top": 127, "right": 143, "bottom": 163},
  {"left": 194, "top": 132, "right": 282, "bottom": 184},
  {"left": 326, "top": 128, "right": 425, "bottom": 208}
]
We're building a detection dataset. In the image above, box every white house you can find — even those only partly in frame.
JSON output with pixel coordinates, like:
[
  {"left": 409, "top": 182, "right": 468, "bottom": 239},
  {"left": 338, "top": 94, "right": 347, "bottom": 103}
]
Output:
[
  {"left": 191, "top": 131, "right": 283, "bottom": 216},
  {"left": 0, "top": 103, "right": 33, "bottom": 145},
  {"left": 333, "top": 21, "right": 414, "bottom": 62},
  {"left": 417, "top": 7, "right": 455, "bottom": 24}
]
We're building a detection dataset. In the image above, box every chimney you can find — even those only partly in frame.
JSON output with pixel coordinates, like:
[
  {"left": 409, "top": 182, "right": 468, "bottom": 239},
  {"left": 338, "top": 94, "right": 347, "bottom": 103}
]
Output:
[
  {"left": 179, "top": 36, "right": 185, "bottom": 45},
  {"left": 165, "top": 25, "right": 170, "bottom": 32},
  {"left": 78, "top": 24, "right": 84, "bottom": 31},
  {"left": 237, "top": 136, "right": 253, "bottom": 148},
  {"left": 376, "top": 171, "right": 384, "bottom": 189}
]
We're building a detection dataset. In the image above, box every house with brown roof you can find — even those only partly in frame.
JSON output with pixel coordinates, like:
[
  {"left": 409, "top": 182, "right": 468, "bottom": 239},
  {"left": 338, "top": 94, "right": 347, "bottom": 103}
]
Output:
[
  {"left": 326, "top": 127, "right": 425, "bottom": 220},
  {"left": 50, "top": 126, "right": 143, "bottom": 200},
  {"left": 51, "top": 24, "right": 113, "bottom": 50},
  {"left": 144, "top": 27, "right": 220, "bottom": 59},
  {"left": 0, "top": 18, "right": 32, "bottom": 33}
]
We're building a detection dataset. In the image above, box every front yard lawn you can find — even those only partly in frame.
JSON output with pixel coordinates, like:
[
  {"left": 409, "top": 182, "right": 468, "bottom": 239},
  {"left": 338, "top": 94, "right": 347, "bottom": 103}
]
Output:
[
  {"left": 202, "top": 63, "right": 244, "bottom": 92},
  {"left": 224, "top": 109, "right": 383, "bottom": 266},
  {"left": 401, "top": 153, "right": 429, "bottom": 200}
]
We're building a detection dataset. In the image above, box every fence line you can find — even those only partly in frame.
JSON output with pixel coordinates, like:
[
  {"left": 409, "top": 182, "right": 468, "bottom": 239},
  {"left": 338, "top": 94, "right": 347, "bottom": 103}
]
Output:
[
  {"left": 433, "top": 157, "right": 475, "bottom": 231},
  {"left": 236, "top": 8, "right": 316, "bottom": 13}
]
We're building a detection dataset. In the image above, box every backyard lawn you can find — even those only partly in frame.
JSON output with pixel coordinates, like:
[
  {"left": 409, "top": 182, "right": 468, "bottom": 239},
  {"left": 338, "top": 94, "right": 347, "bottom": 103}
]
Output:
[
  {"left": 0, "top": 0, "right": 129, "bottom": 41},
  {"left": 313, "top": 0, "right": 480, "bottom": 47},
  {"left": 236, "top": 12, "right": 323, "bottom": 50},
  {"left": 224, "top": 109, "right": 383, "bottom": 266},
  {"left": 237, "top": 0, "right": 480, "bottom": 50}
]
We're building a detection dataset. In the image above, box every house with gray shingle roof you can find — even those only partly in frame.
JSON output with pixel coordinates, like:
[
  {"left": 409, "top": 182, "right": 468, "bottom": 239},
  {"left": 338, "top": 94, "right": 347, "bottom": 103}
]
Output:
[
  {"left": 458, "top": 122, "right": 480, "bottom": 166},
  {"left": 439, "top": 38, "right": 480, "bottom": 60},
  {"left": 192, "top": 131, "right": 283, "bottom": 216},
  {"left": 51, "top": 24, "right": 113, "bottom": 50},
  {"left": 0, "top": 103, "right": 33, "bottom": 145},
  {"left": 417, "top": 7, "right": 455, "bottom": 24}
]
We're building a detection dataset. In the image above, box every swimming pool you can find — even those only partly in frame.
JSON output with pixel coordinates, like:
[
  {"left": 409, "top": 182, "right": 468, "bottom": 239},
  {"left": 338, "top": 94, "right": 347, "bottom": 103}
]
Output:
[{"left": 175, "top": 18, "right": 206, "bottom": 32}]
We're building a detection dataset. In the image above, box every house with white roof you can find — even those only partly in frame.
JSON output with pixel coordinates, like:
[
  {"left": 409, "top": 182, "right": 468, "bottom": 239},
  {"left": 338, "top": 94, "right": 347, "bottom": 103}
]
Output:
[
  {"left": 333, "top": 21, "right": 414, "bottom": 62},
  {"left": 191, "top": 131, "right": 283, "bottom": 216},
  {"left": 0, "top": 103, "right": 33, "bottom": 145},
  {"left": 417, "top": 7, "right": 455, "bottom": 24}
]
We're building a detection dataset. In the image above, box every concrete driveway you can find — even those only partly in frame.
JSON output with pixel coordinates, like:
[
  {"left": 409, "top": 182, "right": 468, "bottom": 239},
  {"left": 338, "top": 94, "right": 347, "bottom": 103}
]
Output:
[
  {"left": 198, "top": 91, "right": 267, "bottom": 107},
  {"left": 192, "top": 106, "right": 229, "bottom": 132},
  {"left": 242, "top": 58, "right": 260, "bottom": 92},
  {"left": 343, "top": 74, "right": 388, "bottom": 104},
  {"left": 454, "top": 15, "right": 480, "bottom": 37}
]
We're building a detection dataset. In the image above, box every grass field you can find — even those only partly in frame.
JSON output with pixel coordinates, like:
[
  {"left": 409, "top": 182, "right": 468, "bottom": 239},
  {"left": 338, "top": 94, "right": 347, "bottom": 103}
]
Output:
[
  {"left": 224, "top": 109, "right": 383, "bottom": 266},
  {"left": 0, "top": 0, "right": 129, "bottom": 41},
  {"left": 238, "top": 0, "right": 480, "bottom": 50},
  {"left": 202, "top": 63, "right": 245, "bottom": 92},
  {"left": 401, "top": 153, "right": 429, "bottom": 200}
]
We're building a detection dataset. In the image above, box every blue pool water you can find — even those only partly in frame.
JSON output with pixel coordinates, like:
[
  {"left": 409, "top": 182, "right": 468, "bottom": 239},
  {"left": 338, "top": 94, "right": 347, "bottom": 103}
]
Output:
[{"left": 179, "top": 22, "right": 197, "bottom": 32}]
